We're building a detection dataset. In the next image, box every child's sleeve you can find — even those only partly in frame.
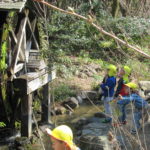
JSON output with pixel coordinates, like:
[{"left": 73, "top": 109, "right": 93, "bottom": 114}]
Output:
[
  {"left": 100, "top": 77, "right": 115, "bottom": 90},
  {"left": 117, "top": 95, "right": 133, "bottom": 105}
]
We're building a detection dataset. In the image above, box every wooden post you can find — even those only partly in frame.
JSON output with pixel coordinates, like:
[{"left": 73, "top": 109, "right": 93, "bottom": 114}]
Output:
[
  {"left": 41, "top": 83, "right": 51, "bottom": 123},
  {"left": 21, "top": 93, "right": 33, "bottom": 137}
]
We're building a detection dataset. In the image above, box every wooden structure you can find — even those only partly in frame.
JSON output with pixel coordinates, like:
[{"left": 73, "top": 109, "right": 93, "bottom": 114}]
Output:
[{"left": 0, "top": 0, "right": 55, "bottom": 137}]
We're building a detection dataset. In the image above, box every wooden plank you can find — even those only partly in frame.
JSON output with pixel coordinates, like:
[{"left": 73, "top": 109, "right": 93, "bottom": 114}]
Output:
[
  {"left": 14, "top": 63, "right": 24, "bottom": 74},
  {"left": 13, "top": 72, "right": 51, "bottom": 94},
  {"left": 9, "top": 30, "right": 18, "bottom": 44},
  {"left": 27, "top": 73, "right": 51, "bottom": 94},
  {"left": 41, "top": 83, "right": 51, "bottom": 123},
  {"left": 27, "top": 60, "right": 47, "bottom": 70},
  {"left": 0, "top": 1, "right": 27, "bottom": 11},
  {"left": 10, "top": 10, "right": 29, "bottom": 75},
  {"left": 21, "top": 93, "right": 33, "bottom": 137}
]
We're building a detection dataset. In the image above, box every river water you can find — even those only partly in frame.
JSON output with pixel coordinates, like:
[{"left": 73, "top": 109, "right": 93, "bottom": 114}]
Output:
[
  {"left": 0, "top": 104, "right": 101, "bottom": 150},
  {"left": 33, "top": 104, "right": 102, "bottom": 150}
]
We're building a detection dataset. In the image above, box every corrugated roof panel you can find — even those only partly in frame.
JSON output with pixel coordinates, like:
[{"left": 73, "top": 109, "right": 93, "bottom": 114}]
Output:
[{"left": 0, "top": 1, "right": 27, "bottom": 11}]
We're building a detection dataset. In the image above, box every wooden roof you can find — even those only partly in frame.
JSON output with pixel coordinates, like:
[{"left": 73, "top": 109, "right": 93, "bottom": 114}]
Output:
[{"left": 0, "top": 0, "right": 27, "bottom": 11}]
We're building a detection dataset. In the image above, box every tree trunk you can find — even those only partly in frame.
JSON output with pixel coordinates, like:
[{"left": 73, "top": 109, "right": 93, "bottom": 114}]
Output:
[{"left": 111, "top": 0, "right": 120, "bottom": 18}]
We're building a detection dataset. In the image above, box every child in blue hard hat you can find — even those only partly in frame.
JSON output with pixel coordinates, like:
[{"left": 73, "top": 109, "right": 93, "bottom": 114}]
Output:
[{"left": 100, "top": 64, "right": 117, "bottom": 123}]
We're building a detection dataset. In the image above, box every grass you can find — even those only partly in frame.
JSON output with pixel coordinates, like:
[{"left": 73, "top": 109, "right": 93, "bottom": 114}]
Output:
[{"left": 50, "top": 80, "right": 78, "bottom": 102}]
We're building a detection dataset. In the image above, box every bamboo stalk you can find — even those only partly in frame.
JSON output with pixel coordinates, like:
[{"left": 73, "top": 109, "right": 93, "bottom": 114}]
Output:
[{"left": 33, "top": 0, "right": 150, "bottom": 59}]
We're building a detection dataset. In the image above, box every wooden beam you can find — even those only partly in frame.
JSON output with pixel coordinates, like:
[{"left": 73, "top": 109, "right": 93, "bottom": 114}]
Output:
[
  {"left": 21, "top": 93, "right": 33, "bottom": 137},
  {"left": 13, "top": 71, "right": 55, "bottom": 94},
  {"left": 14, "top": 63, "right": 24, "bottom": 74},
  {"left": 27, "top": 73, "right": 51, "bottom": 94},
  {"left": 26, "top": 40, "right": 32, "bottom": 62},
  {"left": 9, "top": 24, "right": 25, "bottom": 62},
  {"left": 9, "top": 30, "right": 18, "bottom": 44},
  {"left": 27, "top": 60, "right": 47, "bottom": 70},
  {"left": 19, "top": 30, "right": 26, "bottom": 62},
  {"left": 41, "top": 83, "right": 51, "bottom": 123},
  {"left": 10, "top": 10, "right": 29, "bottom": 75},
  {"left": 27, "top": 18, "right": 39, "bottom": 50}
]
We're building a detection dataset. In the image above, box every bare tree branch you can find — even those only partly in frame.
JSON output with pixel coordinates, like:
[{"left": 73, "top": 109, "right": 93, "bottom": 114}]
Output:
[{"left": 33, "top": 0, "right": 150, "bottom": 59}]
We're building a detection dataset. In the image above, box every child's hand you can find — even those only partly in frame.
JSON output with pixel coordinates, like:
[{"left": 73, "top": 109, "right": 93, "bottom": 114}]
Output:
[{"left": 117, "top": 95, "right": 123, "bottom": 100}]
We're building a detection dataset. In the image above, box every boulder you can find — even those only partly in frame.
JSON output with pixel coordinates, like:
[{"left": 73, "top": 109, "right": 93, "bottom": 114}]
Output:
[
  {"left": 54, "top": 106, "right": 67, "bottom": 115},
  {"left": 77, "top": 121, "right": 120, "bottom": 150},
  {"left": 76, "top": 95, "right": 83, "bottom": 104},
  {"left": 62, "top": 97, "right": 79, "bottom": 110},
  {"left": 94, "top": 112, "right": 106, "bottom": 118},
  {"left": 74, "top": 118, "right": 89, "bottom": 130},
  {"left": 81, "top": 91, "right": 98, "bottom": 101},
  {"left": 139, "top": 81, "right": 150, "bottom": 91},
  {"left": 79, "top": 135, "right": 111, "bottom": 150},
  {"left": 139, "top": 81, "right": 150, "bottom": 99}
]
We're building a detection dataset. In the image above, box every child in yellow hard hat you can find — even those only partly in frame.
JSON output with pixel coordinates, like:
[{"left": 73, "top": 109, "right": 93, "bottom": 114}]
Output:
[
  {"left": 115, "top": 66, "right": 131, "bottom": 97},
  {"left": 46, "top": 125, "right": 80, "bottom": 150},
  {"left": 116, "top": 82, "right": 150, "bottom": 134},
  {"left": 113, "top": 66, "right": 131, "bottom": 125},
  {"left": 100, "top": 64, "right": 117, "bottom": 123}
]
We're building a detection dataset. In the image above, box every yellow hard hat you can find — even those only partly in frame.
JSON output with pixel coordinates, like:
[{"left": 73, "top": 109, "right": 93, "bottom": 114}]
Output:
[
  {"left": 123, "top": 66, "right": 131, "bottom": 75},
  {"left": 46, "top": 125, "right": 74, "bottom": 149},
  {"left": 125, "top": 82, "right": 138, "bottom": 89},
  {"left": 107, "top": 64, "right": 117, "bottom": 76}
]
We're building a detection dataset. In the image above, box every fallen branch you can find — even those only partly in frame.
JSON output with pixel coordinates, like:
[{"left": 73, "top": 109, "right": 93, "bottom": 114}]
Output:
[{"left": 33, "top": 0, "right": 150, "bottom": 59}]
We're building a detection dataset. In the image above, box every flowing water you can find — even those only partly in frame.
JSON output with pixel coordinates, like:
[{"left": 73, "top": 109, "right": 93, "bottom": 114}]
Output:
[
  {"left": 0, "top": 104, "right": 101, "bottom": 150},
  {"left": 32, "top": 104, "right": 102, "bottom": 150}
]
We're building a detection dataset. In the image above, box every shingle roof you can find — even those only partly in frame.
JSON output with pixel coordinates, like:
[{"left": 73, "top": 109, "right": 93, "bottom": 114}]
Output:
[{"left": 0, "top": 0, "right": 27, "bottom": 11}]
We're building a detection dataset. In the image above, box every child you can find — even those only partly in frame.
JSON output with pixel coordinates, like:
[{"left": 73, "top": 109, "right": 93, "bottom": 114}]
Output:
[
  {"left": 117, "top": 82, "right": 149, "bottom": 134},
  {"left": 114, "top": 66, "right": 131, "bottom": 125},
  {"left": 46, "top": 125, "right": 80, "bottom": 150},
  {"left": 115, "top": 65, "right": 131, "bottom": 97},
  {"left": 100, "top": 64, "right": 117, "bottom": 123}
]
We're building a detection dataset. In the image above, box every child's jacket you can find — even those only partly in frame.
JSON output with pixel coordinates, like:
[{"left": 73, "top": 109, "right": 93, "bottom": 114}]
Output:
[
  {"left": 100, "top": 76, "right": 116, "bottom": 97},
  {"left": 115, "top": 78, "right": 128, "bottom": 97},
  {"left": 117, "top": 93, "right": 148, "bottom": 109}
]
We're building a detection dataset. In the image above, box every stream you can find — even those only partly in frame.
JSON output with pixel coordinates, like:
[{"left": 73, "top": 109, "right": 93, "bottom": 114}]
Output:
[
  {"left": 34, "top": 104, "right": 101, "bottom": 150},
  {"left": 0, "top": 104, "right": 101, "bottom": 150}
]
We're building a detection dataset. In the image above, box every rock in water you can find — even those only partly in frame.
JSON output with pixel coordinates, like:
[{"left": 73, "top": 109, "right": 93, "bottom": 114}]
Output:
[{"left": 62, "top": 97, "right": 79, "bottom": 109}]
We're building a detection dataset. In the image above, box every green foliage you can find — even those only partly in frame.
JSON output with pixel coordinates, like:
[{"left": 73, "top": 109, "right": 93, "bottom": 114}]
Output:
[
  {"left": 15, "top": 121, "right": 21, "bottom": 130},
  {"left": 0, "top": 41, "right": 7, "bottom": 71},
  {"left": 52, "top": 82, "right": 77, "bottom": 102},
  {"left": 0, "top": 122, "right": 6, "bottom": 127},
  {"left": 37, "top": 0, "right": 150, "bottom": 80},
  {"left": 126, "top": 59, "right": 150, "bottom": 80},
  {"left": 33, "top": 99, "right": 41, "bottom": 112}
]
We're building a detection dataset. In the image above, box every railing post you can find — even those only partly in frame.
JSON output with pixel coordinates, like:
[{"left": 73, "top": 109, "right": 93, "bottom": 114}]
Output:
[
  {"left": 41, "top": 83, "right": 51, "bottom": 123},
  {"left": 21, "top": 93, "right": 33, "bottom": 137}
]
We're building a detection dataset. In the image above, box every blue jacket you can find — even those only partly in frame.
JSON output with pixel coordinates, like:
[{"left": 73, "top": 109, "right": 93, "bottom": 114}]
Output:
[
  {"left": 117, "top": 93, "right": 148, "bottom": 109},
  {"left": 100, "top": 76, "right": 116, "bottom": 97}
]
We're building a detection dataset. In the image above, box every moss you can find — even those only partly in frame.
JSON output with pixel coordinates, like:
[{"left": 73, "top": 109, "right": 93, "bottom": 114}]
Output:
[{"left": 0, "top": 11, "right": 15, "bottom": 118}]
